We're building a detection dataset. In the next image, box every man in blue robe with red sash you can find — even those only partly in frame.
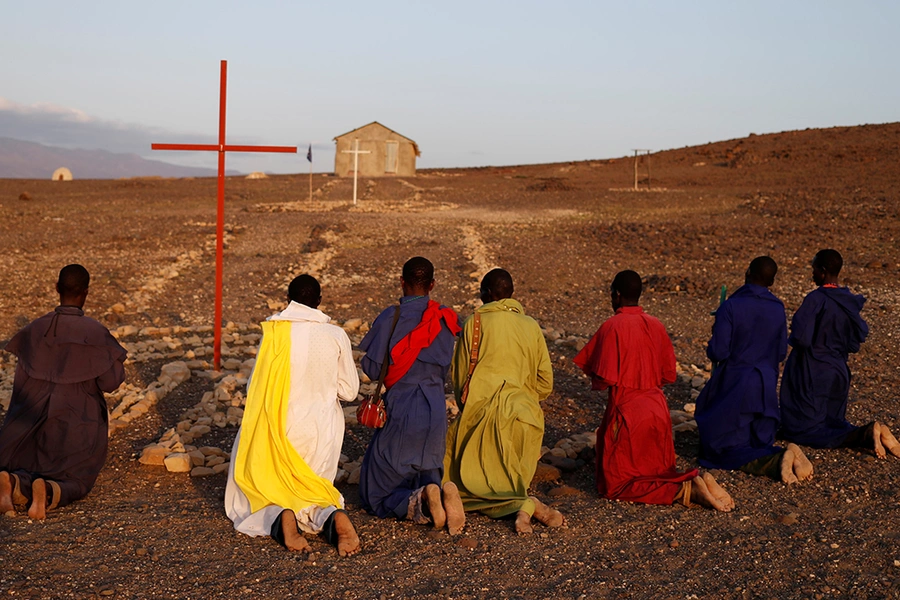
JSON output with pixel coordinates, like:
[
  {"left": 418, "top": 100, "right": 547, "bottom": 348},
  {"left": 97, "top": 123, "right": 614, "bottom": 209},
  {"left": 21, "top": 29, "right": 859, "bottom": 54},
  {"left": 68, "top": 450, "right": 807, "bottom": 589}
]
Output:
[
  {"left": 695, "top": 257, "right": 813, "bottom": 483},
  {"left": 780, "top": 249, "right": 900, "bottom": 457},
  {"left": 359, "top": 257, "right": 465, "bottom": 534}
]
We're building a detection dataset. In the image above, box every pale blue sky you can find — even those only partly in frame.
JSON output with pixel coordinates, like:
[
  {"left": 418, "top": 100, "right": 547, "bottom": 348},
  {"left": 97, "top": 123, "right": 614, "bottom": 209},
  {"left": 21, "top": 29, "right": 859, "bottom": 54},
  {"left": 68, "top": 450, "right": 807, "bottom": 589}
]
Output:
[{"left": 2, "top": 1, "right": 897, "bottom": 173}]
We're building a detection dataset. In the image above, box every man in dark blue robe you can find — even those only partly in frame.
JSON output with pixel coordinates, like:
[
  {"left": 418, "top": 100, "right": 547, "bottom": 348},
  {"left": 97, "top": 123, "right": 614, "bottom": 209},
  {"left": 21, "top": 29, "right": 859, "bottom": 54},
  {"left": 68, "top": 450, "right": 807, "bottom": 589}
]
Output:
[
  {"left": 358, "top": 257, "right": 464, "bottom": 533},
  {"left": 780, "top": 249, "right": 900, "bottom": 458},
  {"left": 695, "top": 256, "right": 813, "bottom": 483}
]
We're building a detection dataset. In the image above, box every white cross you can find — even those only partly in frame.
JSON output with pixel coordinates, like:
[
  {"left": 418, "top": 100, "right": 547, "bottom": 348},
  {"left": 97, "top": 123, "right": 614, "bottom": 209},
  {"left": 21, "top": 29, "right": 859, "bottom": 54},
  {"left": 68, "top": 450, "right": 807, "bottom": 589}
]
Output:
[{"left": 341, "top": 138, "right": 371, "bottom": 205}]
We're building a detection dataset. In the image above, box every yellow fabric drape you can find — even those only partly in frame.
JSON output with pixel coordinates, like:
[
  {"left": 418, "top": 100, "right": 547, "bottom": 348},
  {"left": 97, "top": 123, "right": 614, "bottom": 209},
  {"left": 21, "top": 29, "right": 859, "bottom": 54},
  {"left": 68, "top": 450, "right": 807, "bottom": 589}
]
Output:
[{"left": 233, "top": 320, "right": 342, "bottom": 514}]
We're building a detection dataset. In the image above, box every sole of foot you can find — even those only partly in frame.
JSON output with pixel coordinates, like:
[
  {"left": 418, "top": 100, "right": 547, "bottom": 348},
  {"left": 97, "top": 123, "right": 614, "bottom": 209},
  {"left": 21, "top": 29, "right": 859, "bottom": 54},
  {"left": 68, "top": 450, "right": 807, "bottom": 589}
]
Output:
[
  {"left": 515, "top": 510, "right": 533, "bottom": 535},
  {"left": 27, "top": 478, "right": 47, "bottom": 520},
  {"left": 874, "top": 422, "right": 887, "bottom": 459},
  {"left": 280, "top": 510, "right": 311, "bottom": 553},
  {"left": 877, "top": 422, "right": 900, "bottom": 459},
  {"left": 701, "top": 473, "right": 735, "bottom": 511},
  {"left": 780, "top": 450, "right": 799, "bottom": 485},
  {"left": 530, "top": 496, "right": 565, "bottom": 527},
  {"left": 442, "top": 482, "right": 465, "bottom": 536},
  {"left": 424, "top": 484, "right": 446, "bottom": 530},
  {"left": 786, "top": 443, "right": 814, "bottom": 481},
  {"left": 334, "top": 511, "right": 360, "bottom": 557},
  {"left": 691, "top": 476, "right": 729, "bottom": 511},
  {"left": 0, "top": 472, "right": 13, "bottom": 515}
]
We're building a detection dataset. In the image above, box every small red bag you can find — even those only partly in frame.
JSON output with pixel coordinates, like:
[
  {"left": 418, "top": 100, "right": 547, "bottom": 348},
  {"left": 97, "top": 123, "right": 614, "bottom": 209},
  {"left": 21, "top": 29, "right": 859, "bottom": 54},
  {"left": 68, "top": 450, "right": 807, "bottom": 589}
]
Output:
[
  {"left": 357, "top": 392, "right": 387, "bottom": 428},
  {"left": 356, "top": 306, "right": 400, "bottom": 429}
]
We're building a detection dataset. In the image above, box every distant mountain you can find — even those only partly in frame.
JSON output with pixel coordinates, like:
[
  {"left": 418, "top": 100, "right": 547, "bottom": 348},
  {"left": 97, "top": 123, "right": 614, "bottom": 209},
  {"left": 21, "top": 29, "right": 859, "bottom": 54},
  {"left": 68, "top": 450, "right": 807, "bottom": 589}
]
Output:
[{"left": 0, "top": 137, "right": 237, "bottom": 179}]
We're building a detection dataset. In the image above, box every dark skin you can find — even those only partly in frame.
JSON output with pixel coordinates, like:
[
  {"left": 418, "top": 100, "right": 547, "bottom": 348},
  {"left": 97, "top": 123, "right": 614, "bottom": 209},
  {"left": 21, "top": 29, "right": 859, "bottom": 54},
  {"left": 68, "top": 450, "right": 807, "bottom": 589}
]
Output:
[
  {"left": 58, "top": 284, "right": 88, "bottom": 309},
  {"left": 812, "top": 260, "right": 839, "bottom": 286},
  {"left": 479, "top": 285, "right": 511, "bottom": 304},
  {"left": 402, "top": 277, "right": 435, "bottom": 298},
  {"left": 610, "top": 289, "right": 639, "bottom": 311},
  {"left": 744, "top": 271, "right": 775, "bottom": 288},
  {"left": 294, "top": 295, "right": 322, "bottom": 310}
]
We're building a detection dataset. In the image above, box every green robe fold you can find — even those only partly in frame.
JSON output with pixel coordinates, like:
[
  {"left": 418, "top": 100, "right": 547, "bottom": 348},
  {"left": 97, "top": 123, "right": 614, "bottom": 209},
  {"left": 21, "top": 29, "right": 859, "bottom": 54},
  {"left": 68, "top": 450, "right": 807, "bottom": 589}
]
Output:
[{"left": 443, "top": 298, "right": 553, "bottom": 518}]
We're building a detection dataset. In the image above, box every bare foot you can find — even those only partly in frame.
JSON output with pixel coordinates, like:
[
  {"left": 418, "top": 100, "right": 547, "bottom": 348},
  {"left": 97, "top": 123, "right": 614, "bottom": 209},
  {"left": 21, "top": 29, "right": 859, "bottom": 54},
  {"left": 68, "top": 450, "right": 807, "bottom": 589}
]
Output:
[
  {"left": 334, "top": 511, "right": 360, "bottom": 557},
  {"left": 873, "top": 422, "right": 887, "bottom": 459},
  {"left": 442, "top": 482, "right": 465, "bottom": 536},
  {"left": 28, "top": 478, "right": 47, "bottom": 520},
  {"left": 786, "top": 443, "right": 814, "bottom": 481},
  {"left": 424, "top": 484, "right": 446, "bottom": 530},
  {"left": 515, "top": 510, "right": 533, "bottom": 535},
  {"left": 690, "top": 476, "right": 729, "bottom": 511},
  {"left": 0, "top": 472, "right": 13, "bottom": 515},
  {"left": 877, "top": 422, "right": 900, "bottom": 459},
  {"left": 530, "top": 496, "right": 566, "bottom": 527},
  {"left": 701, "top": 473, "right": 735, "bottom": 511},
  {"left": 780, "top": 450, "right": 799, "bottom": 485},
  {"left": 280, "top": 510, "right": 311, "bottom": 553}
]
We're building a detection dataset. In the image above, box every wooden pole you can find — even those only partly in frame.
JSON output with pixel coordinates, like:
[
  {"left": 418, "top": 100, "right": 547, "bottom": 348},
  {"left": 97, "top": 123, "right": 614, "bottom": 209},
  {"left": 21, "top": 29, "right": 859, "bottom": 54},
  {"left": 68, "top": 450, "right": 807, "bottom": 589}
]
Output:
[
  {"left": 633, "top": 150, "right": 638, "bottom": 191},
  {"left": 309, "top": 155, "right": 313, "bottom": 203},
  {"left": 647, "top": 153, "right": 651, "bottom": 190}
]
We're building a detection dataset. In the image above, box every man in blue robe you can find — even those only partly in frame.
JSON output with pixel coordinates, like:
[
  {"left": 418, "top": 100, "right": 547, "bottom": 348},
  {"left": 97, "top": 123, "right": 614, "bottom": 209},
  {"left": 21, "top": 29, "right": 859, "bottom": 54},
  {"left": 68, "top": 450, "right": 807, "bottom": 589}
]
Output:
[
  {"left": 358, "top": 257, "right": 465, "bottom": 534},
  {"left": 695, "top": 256, "right": 813, "bottom": 483},
  {"left": 780, "top": 249, "right": 900, "bottom": 458}
]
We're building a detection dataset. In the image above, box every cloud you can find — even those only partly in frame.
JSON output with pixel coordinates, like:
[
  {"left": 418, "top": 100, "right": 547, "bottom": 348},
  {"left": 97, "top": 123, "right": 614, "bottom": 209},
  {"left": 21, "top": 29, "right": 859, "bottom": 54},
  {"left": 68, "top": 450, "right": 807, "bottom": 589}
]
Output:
[
  {"left": 0, "top": 97, "right": 332, "bottom": 173},
  {"left": 0, "top": 96, "right": 216, "bottom": 156}
]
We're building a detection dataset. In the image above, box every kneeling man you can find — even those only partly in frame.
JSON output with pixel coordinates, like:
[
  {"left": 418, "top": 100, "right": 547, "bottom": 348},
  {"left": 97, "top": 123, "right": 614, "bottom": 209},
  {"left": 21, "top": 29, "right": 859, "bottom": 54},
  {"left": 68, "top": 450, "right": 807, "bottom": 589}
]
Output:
[
  {"left": 225, "top": 275, "right": 361, "bottom": 555},
  {"left": 575, "top": 270, "right": 733, "bottom": 511},
  {"left": 0, "top": 264, "right": 126, "bottom": 519}
]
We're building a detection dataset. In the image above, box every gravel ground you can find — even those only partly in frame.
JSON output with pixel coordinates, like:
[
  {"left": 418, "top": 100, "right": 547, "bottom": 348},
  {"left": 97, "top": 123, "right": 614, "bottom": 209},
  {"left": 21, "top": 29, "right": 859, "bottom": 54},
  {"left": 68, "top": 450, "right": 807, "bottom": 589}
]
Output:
[{"left": 0, "top": 124, "right": 899, "bottom": 599}]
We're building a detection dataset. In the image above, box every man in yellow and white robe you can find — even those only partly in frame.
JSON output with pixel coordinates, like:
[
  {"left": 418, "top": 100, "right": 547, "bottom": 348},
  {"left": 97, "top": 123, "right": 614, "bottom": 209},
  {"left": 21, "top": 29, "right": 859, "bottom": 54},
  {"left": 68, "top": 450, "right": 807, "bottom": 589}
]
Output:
[{"left": 225, "top": 275, "right": 360, "bottom": 554}]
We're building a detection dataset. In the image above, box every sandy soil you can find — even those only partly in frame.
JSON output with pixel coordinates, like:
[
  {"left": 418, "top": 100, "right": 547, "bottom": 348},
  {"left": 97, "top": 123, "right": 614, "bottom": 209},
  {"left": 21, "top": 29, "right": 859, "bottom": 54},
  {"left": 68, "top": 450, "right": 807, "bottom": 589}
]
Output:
[{"left": 1, "top": 123, "right": 899, "bottom": 599}]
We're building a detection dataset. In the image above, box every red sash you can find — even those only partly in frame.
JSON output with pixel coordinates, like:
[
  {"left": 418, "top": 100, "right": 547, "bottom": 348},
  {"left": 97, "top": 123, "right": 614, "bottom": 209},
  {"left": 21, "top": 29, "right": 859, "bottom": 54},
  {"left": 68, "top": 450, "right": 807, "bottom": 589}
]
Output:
[{"left": 384, "top": 300, "right": 460, "bottom": 388}]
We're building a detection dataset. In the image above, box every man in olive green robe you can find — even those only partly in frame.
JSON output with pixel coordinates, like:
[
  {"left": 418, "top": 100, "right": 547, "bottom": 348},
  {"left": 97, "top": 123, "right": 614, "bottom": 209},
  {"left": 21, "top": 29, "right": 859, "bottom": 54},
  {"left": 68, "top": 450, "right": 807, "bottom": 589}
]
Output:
[{"left": 444, "top": 269, "right": 562, "bottom": 534}]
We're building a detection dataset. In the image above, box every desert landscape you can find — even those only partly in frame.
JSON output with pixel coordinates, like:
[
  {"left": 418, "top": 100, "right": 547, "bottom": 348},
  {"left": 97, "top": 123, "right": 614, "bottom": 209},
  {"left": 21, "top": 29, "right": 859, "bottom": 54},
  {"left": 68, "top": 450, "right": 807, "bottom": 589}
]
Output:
[{"left": 1, "top": 123, "right": 899, "bottom": 599}]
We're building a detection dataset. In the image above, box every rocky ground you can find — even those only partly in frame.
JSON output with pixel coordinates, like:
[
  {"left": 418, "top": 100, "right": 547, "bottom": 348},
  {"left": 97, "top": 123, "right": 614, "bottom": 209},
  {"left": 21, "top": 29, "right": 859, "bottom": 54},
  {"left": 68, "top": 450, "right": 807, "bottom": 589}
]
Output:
[{"left": 0, "top": 123, "right": 899, "bottom": 599}]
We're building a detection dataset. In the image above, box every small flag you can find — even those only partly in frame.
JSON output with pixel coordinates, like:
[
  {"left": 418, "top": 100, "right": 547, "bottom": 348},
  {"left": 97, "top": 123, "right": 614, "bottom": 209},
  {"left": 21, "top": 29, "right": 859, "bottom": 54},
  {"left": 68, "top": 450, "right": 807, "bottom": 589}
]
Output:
[{"left": 307, "top": 144, "right": 312, "bottom": 163}]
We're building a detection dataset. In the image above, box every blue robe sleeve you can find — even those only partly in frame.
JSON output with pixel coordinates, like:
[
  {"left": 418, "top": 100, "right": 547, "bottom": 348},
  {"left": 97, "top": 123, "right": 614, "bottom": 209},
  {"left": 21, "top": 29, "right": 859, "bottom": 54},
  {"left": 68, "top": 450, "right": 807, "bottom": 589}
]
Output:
[
  {"left": 788, "top": 293, "right": 823, "bottom": 350},
  {"left": 706, "top": 301, "right": 733, "bottom": 363},
  {"left": 359, "top": 308, "right": 394, "bottom": 380}
]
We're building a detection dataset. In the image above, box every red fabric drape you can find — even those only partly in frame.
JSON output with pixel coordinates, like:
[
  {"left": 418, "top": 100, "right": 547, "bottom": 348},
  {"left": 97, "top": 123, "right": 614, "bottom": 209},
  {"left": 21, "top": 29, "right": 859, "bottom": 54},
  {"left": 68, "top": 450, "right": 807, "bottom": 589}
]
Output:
[{"left": 384, "top": 300, "right": 460, "bottom": 388}]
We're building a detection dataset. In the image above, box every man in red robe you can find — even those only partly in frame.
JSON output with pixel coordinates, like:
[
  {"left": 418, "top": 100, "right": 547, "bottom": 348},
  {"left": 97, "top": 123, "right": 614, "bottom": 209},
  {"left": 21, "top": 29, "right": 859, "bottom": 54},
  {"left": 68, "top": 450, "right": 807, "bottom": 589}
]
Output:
[
  {"left": 574, "top": 270, "right": 733, "bottom": 511},
  {"left": 0, "top": 264, "right": 126, "bottom": 519}
]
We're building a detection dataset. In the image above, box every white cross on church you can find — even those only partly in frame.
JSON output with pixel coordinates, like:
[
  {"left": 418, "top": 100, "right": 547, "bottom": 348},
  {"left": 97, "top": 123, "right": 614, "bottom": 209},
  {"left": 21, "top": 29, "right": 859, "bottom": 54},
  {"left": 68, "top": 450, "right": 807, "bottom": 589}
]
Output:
[{"left": 341, "top": 138, "right": 371, "bottom": 205}]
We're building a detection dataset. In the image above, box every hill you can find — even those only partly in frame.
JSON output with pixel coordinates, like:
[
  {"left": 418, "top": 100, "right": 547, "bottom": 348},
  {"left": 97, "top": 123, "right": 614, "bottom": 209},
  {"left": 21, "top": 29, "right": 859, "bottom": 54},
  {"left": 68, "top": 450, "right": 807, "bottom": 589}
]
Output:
[{"left": 0, "top": 137, "right": 227, "bottom": 179}]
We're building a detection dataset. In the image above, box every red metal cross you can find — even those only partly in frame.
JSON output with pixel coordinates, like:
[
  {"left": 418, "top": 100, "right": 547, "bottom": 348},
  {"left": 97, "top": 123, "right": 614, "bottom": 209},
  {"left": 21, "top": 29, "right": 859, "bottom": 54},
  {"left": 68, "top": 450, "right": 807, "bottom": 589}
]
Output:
[{"left": 152, "top": 60, "right": 296, "bottom": 370}]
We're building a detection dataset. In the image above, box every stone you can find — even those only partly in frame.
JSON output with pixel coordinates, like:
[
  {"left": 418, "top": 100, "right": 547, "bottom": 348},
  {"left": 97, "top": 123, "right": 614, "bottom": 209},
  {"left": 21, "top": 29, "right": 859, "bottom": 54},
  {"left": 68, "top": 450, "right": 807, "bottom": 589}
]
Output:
[
  {"left": 348, "top": 467, "right": 361, "bottom": 485},
  {"left": 212, "top": 463, "right": 230, "bottom": 474},
  {"left": 548, "top": 448, "right": 567, "bottom": 458},
  {"left": 683, "top": 403, "right": 696, "bottom": 413},
  {"left": 206, "top": 456, "right": 226, "bottom": 467},
  {"left": 531, "top": 462, "right": 561, "bottom": 484},
  {"left": 111, "top": 303, "right": 126, "bottom": 314},
  {"left": 199, "top": 446, "right": 223, "bottom": 456},
  {"left": 223, "top": 358, "right": 242, "bottom": 371},
  {"left": 188, "top": 450, "right": 205, "bottom": 467},
  {"left": 778, "top": 513, "right": 799, "bottom": 526},
  {"left": 139, "top": 445, "right": 169, "bottom": 466},
  {"left": 690, "top": 376, "right": 706, "bottom": 389},
  {"left": 547, "top": 485, "right": 580, "bottom": 497},
  {"left": 342, "top": 318, "right": 363, "bottom": 331},
  {"left": 164, "top": 453, "right": 192, "bottom": 473},
  {"left": 334, "top": 469, "right": 349, "bottom": 485},
  {"left": 544, "top": 454, "right": 579, "bottom": 472},
  {"left": 457, "top": 537, "right": 478, "bottom": 549},
  {"left": 190, "top": 425, "right": 212, "bottom": 435},
  {"left": 190, "top": 466, "right": 216, "bottom": 477}
]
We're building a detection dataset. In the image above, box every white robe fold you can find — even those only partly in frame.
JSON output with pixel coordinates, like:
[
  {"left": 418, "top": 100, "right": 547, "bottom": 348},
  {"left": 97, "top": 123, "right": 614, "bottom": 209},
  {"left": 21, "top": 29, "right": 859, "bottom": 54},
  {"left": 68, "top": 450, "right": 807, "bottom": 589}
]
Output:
[{"left": 224, "top": 301, "right": 359, "bottom": 536}]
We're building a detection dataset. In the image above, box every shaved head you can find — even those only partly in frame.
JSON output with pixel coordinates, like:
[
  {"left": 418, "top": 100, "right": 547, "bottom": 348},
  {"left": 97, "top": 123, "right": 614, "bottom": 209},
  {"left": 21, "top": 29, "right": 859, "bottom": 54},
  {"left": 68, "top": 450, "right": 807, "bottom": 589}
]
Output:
[
  {"left": 611, "top": 270, "right": 642, "bottom": 303},
  {"left": 287, "top": 274, "right": 321, "bottom": 308},
  {"left": 813, "top": 249, "right": 843, "bottom": 275},
  {"left": 746, "top": 256, "right": 778, "bottom": 287},
  {"left": 480, "top": 268, "right": 514, "bottom": 302},
  {"left": 402, "top": 256, "right": 435, "bottom": 293},
  {"left": 57, "top": 264, "right": 90, "bottom": 297}
]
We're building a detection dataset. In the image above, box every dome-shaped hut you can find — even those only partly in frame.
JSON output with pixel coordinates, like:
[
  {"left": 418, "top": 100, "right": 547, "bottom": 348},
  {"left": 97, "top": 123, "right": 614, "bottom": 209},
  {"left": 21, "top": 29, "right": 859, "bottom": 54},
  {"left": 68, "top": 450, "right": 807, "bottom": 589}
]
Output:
[{"left": 51, "top": 167, "right": 73, "bottom": 181}]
